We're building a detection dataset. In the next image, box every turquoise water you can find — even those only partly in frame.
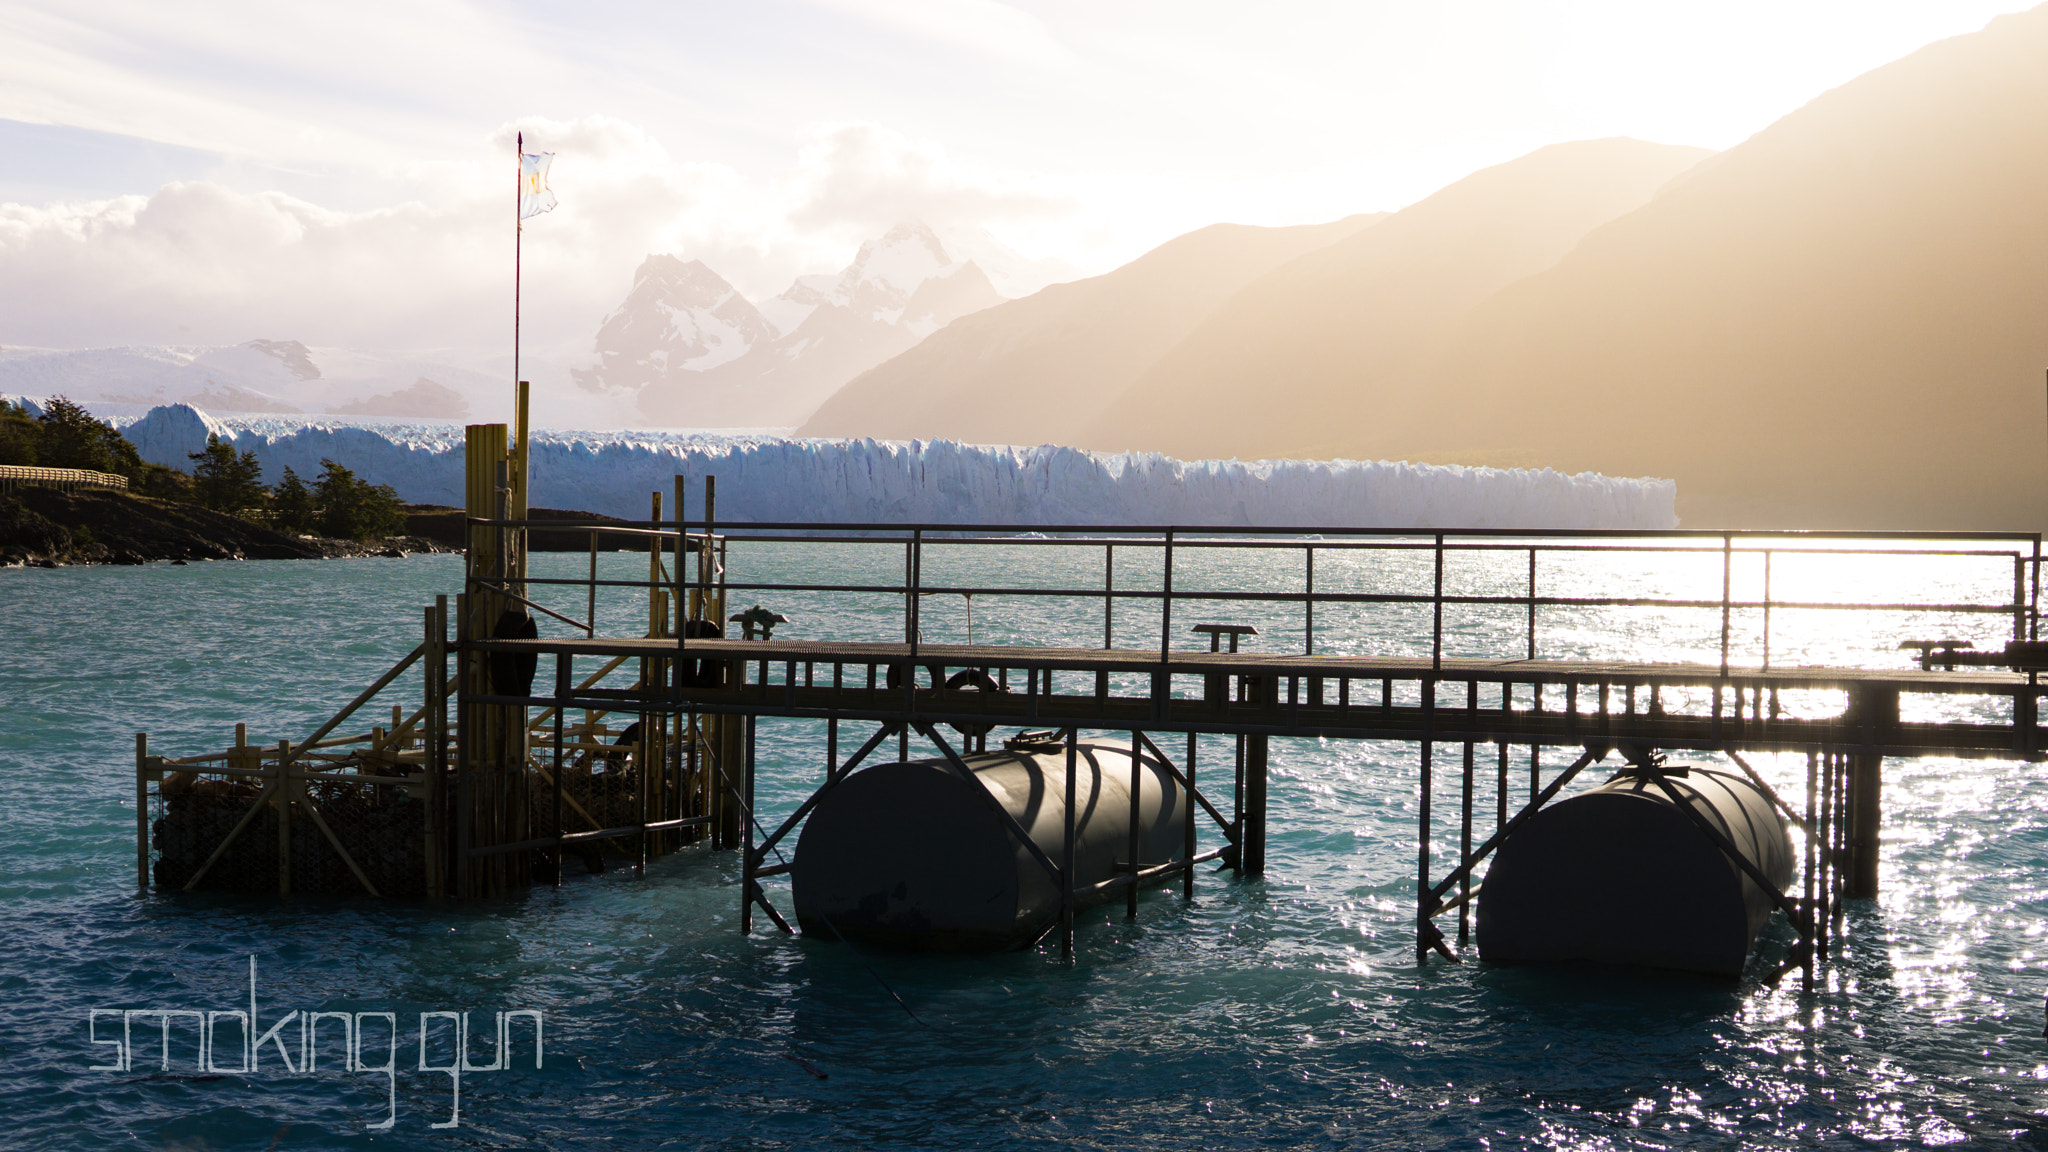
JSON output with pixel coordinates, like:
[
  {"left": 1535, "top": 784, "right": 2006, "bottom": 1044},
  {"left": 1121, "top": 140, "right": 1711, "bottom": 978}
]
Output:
[{"left": 4, "top": 541, "right": 2048, "bottom": 1149}]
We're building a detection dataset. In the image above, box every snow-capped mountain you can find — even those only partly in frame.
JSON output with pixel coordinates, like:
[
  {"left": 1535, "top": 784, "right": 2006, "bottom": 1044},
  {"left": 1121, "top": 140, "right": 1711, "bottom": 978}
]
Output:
[
  {"left": 574, "top": 256, "right": 779, "bottom": 398},
  {"left": 579, "top": 220, "right": 1074, "bottom": 428},
  {"left": 0, "top": 340, "right": 488, "bottom": 419}
]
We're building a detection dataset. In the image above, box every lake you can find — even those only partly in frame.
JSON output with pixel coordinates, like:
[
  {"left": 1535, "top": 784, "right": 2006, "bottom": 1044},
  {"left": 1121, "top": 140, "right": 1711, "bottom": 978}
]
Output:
[{"left": 3, "top": 537, "right": 2046, "bottom": 1149}]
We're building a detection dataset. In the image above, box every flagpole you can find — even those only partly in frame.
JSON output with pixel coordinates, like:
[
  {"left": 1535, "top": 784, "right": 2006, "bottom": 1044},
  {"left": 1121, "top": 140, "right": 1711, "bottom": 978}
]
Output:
[{"left": 514, "top": 130, "right": 523, "bottom": 422}]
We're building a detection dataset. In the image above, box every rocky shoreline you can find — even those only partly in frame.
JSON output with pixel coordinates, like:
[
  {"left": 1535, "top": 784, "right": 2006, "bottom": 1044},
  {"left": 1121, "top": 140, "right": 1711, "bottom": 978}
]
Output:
[
  {"left": 0, "top": 488, "right": 650, "bottom": 568},
  {"left": 0, "top": 487, "right": 449, "bottom": 566}
]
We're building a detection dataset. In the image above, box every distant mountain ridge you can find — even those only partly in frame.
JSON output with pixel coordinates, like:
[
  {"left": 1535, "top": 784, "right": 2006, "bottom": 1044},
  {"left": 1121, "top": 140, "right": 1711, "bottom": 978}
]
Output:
[
  {"left": 0, "top": 341, "right": 480, "bottom": 419},
  {"left": 798, "top": 3, "right": 2048, "bottom": 529},
  {"left": 578, "top": 220, "right": 1079, "bottom": 428},
  {"left": 802, "top": 139, "right": 1710, "bottom": 457},
  {"left": 1373, "top": 4, "right": 2048, "bottom": 528},
  {"left": 1079, "top": 137, "right": 1713, "bottom": 461},
  {"left": 798, "top": 214, "right": 1391, "bottom": 445}
]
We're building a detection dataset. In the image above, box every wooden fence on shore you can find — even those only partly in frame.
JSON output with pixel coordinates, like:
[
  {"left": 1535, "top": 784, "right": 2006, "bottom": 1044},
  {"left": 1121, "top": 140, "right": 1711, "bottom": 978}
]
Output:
[{"left": 0, "top": 464, "right": 128, "bottom": 492}]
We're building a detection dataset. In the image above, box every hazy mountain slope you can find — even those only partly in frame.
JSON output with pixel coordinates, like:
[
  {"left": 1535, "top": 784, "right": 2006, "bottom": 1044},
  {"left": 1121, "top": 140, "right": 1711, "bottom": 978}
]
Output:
[
  {"left": 1358, "top": 6, "right": 2048, "bottom": 528},
  {"left": 625, "top": 221, "right": 1005, "bottom": 428},
  {"left": 796, "top": 214, "right": 1385, "bottom": 444},
  {"left": 0, "top": 340, "right": 492, "bottom": 417},
  {"left": 1078, "top": 138, "right": 1712, "bottom": 462},
  {"left": 575, "top": 256, "right": 777, "bottom": 395}
]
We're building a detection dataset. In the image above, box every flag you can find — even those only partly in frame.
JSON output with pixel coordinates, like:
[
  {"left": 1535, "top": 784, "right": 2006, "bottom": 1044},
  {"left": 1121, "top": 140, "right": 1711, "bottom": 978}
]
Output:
[{"left": 520, "top": 151, "right": 557, "bottom": 219}]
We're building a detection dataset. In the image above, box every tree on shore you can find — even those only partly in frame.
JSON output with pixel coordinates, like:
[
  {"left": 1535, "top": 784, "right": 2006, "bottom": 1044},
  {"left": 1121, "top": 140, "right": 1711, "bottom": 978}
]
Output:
[
  {"left": 0, "top": 398, "right": 409, "bottom": 541},
  {"left": 314, "top": 458, "right": 405, "bottom": 541},
  {"left": 33, "top": 397, "right": 144, "bottom": 476},
  {"left": 188, "top": 435, "right": 267, "bottom": 514},
  {"left": 0, "top": 402, "right": 38, "bottom": 465},
  {"left": 0, "top": 396, "right": 187, "bottom": 499},
  {"left": 271, "top": 466, "right": 317, "bottom": 534}
]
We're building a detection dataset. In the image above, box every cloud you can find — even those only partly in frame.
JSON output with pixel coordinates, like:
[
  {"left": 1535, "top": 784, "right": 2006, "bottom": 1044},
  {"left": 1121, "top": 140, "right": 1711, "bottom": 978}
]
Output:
[
  {"left": 811, "top": 0, "right": 1074, "bottom": 67},
  {"left": 0, "top": 183, "right": 508, "bottom": 349},
  {"left": 0, "top": 114, "right": 1088, "bottom": 358},
  {"left": 783, "top": 122, "right": 1079, "bottom": 237}
]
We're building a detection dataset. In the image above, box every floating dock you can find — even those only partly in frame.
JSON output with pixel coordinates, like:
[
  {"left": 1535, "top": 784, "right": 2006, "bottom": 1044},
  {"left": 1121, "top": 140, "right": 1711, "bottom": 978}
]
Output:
[{"left": 133, "top": 413, "right": 2048, "bottom": 991}]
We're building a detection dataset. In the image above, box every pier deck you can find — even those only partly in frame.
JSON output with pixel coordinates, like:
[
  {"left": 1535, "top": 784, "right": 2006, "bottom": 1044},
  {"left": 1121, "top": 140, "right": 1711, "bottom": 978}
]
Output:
[{"left": 476, "top": 635, "right": 2041, "bottom": 760}]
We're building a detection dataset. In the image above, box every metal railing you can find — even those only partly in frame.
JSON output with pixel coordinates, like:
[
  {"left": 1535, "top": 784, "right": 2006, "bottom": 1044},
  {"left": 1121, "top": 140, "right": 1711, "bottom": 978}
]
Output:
[{"left": 470, "top": 519, "right": 2044, "bottom": 678}]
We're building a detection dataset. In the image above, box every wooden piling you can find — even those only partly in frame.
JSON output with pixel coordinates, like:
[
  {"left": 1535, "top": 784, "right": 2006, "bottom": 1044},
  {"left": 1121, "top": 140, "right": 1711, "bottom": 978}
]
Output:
[
  {"left": 276, "top": 738, "right": 292, "bottom": 898},
  {"left": 1183, "top": 732, "right": 1197, "bottom": 900},
  {"left": 1242, "top": 737, "right": 1269, "bottom": 875},
  {"left": 134, "top": 732, "right": 148, "bottom": 891},
  {"left": 425, "top": 599, "right": 446, "bottom": 900},
  {"left": 1846, "top": 687, "right": 1897, "bottom": 899}
]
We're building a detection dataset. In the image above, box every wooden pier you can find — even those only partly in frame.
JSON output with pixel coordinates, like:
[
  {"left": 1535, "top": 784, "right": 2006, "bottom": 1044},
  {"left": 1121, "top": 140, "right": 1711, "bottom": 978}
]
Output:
[{"left": 133, "top": 414, "right": 2048, "bottom": 991}]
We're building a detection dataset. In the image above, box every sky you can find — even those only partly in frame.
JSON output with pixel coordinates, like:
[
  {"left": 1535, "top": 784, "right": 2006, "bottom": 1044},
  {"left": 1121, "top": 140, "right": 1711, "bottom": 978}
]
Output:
[{"left": 0, "top": 0, "right": 2037, "bottom": 361}]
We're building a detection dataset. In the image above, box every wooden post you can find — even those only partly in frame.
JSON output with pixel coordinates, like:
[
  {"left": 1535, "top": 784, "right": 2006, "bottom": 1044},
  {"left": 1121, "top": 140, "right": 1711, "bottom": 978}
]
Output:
[
  {"left": 648, "top": 491, "right": 663, "bottom": 635},
  {"left": 715, "top": 712, "right": 744, "bottom": 851},
  {"left": 552, "top": 653, "right": 567, "bottom": 886},
  {"left": 512, "top": 380, "right": 530, "bottom": 600},
  {"left": 1459, "top": 741, "right": 1473, "bottom": 947},
  {"left": 276, "top": 738, "right": 292, "bottom": 898},
  {"left": 1846, "top": 687, "right": 1897, "bottom": 899},
  {"left": 1242, "top": 742, "right": 1269, "bottom": 875},
  {"left": 1183, "top": 731, "right": 1196, "bottom": 900},
  {"left": 1803, "top": 748, "right": 1818, "bottom": 992},
  {"left": 670, "top": 475, "right": 686, "bottom": 854},
  {"left": 455, "top": 586, "right": 472, "bottom": 900},
  {"left": 135, "top": 732, "right": 149, "bottom": 892},
  {"left": 425, "top": 600, "right": 445, "bottom": 900},
  {"left": 1416, "top": 737, "right": 1431, "bottom": 965}
]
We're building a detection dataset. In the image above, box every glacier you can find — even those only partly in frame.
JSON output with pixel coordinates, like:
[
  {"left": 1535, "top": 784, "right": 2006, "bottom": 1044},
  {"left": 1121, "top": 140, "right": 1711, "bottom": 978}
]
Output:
[{"left": 60, "top": 401, "right": 1677, "bottom": 529}]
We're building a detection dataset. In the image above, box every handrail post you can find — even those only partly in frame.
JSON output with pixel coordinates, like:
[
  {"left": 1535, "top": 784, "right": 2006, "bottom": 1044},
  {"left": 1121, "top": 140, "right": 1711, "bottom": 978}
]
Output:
[
  {"left": 1762, "top": 550, "right": 1773, "bottom": 671},
  {"left": 1104, "top": 543, "right": 1114, "bottom": 650},
  {"left": 1304, "top": 544, "right": 1315, "bottom": 656},
  {"left": 1160, "top": 529, "right": 1175, "bottom": 664},
  {"left": 1432, "top": 534, "right": 1445, "bottom": 672},
  {"left": 1526, "top": 548, "right": 1536, "bottom": 660},
  {"left": 1719, "top": 534, "right": 1733, "bottom": 677},
  {"left": 2015, "top": 551, "right": 2027, "bottom": 645},
  {"left": 2032, "top": 537, "right": 2042, "bottom": 643}
]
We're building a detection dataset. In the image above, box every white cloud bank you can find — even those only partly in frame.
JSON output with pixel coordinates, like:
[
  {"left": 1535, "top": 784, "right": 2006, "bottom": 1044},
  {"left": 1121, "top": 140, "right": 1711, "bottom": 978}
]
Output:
[{"left": 0, "top": 116, "right": 1084, "bottom": 365}]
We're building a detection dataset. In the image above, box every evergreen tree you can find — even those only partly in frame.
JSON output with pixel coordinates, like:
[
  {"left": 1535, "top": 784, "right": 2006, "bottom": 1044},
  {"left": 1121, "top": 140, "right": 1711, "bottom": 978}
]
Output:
[
  {"left": 188, "top": 435, "right": 267, "bottom": 514},
  {"left": 35, "top": 396, "right": 139, "bottom": 474},
  {"left": 0, "top": 401, "right": 38, "bottom": 466},
  {"left": 313, "top": 458, "right": 405, "bottom": 540},
  {"left": 271, "top": 466, "right": 316, "bottom": 534}
]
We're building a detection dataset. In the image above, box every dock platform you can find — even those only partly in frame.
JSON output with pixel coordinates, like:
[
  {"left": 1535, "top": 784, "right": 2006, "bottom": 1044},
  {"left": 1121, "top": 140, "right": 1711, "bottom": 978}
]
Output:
[{"left": 129, "top": 416, "right": 2048, "bottom": 994}]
